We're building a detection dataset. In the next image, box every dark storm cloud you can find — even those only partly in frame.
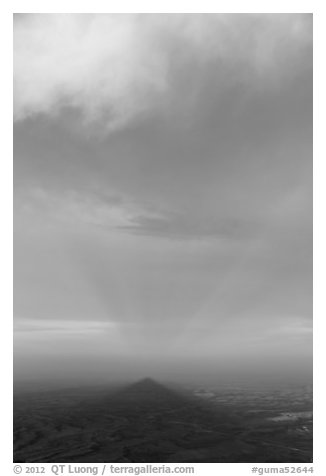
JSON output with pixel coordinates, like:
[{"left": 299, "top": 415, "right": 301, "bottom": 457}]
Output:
[{"left": 14, "top": 14, "right": 311, "bottom": 126}]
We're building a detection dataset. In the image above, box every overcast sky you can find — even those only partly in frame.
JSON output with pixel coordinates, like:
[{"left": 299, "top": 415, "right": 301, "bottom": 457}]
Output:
[{"left": 14, "top": 13, "right": 312, "bottom": 385}]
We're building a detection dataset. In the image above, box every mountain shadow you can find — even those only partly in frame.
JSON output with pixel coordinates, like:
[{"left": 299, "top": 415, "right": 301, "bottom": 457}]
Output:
[
  {"left": 14, "top": 378, "right": 313, "bottom": 463},
  {"left": 106, "top": 377, "right": 189, "bottom": 410}
]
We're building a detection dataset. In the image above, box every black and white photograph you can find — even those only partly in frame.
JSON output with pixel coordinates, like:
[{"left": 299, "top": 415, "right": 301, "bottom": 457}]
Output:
[{"left": 13, "top": 13, "right": 313, "bottom": 465}]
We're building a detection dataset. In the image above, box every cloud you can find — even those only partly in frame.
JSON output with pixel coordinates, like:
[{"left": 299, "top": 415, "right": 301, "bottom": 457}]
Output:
[
  {"left": 123, "top": 211, "right": 258, "bottom": 241},
  {"left": 13, "top": 14, "right": 312, "bottom": 385},
  {"left": 14, "top": 13, "right": 312, "bottom": 129},
  {"left": 14, "top": 186, "right": 165, "bottom": 234},
  {"left": 15, "top": 185, "right": 261, "bottom": 241},
  {"left": 14, "top": 318, "right": 118, "bottom": 334}
]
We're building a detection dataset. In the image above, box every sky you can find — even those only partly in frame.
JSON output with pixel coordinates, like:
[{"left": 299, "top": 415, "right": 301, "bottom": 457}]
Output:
[{"left": 13, "top": 13, "right": 312, "bottom": 386}]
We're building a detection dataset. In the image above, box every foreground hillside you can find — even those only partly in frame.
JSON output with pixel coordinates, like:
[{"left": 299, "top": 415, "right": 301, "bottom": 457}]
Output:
[{"left": 14, "top": 379, "right": 312, "bottom": 463}]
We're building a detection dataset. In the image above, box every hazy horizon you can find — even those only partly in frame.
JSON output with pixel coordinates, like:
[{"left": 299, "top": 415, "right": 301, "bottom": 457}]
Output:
[{"left": 14, "top": 13, "right": 312, "bottom": 389}]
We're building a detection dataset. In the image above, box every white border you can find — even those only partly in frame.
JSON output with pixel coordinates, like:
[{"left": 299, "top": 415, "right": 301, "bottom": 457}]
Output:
[{"left": 2, "top": 4, "right": 322, "bottom": 475}]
